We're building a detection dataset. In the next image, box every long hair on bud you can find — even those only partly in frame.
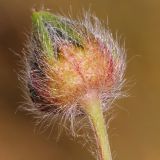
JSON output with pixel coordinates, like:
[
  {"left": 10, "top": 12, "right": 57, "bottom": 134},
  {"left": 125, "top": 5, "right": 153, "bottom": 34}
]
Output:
[{"left": 19, "top": 10, "right": 126, "bottom": 159}]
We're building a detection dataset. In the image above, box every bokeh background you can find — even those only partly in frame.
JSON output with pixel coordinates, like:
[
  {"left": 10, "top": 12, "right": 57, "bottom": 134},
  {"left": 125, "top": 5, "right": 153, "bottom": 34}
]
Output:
[{"left": 0, "top": 0, "right": 160, "bottom": 160}]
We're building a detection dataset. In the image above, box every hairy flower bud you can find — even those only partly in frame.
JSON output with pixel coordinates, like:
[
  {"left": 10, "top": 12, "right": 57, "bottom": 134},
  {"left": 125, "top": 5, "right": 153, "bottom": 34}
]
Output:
[
  {"left": 25, "top": 11, "right": 125, "bottom": 113},
  {"left": 22, "top": 10, "right": 126, "bottom": 160}
]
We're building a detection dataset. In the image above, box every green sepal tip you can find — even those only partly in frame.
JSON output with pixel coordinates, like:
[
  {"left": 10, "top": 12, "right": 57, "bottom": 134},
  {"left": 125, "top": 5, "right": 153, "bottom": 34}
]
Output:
[{"left": 32, "top": 11, "right": 83, "bottom": 58}]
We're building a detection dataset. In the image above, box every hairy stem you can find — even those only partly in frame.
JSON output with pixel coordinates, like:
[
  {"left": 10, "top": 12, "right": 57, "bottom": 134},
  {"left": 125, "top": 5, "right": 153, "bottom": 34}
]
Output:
[{"left": 82, "top": 90, "right": 112, "bottom": 160}]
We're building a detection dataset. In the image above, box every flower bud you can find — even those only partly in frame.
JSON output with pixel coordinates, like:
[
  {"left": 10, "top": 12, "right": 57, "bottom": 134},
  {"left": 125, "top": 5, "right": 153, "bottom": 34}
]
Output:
[
  {"left": 22, "top": 11, "right": 126, "bottom": 160},
  {"left": 25, "top": 10, "right": 125, "bottom": 120}
]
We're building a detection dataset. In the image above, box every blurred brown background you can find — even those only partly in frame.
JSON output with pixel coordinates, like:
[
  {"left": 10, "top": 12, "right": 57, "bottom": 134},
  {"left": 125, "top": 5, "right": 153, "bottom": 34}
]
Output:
[{"left": 0, "top": 0, "right": 160, "bottom": 160}]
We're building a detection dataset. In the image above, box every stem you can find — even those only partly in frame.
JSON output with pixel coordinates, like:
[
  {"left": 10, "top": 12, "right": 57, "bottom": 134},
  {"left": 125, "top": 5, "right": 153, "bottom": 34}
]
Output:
[{"left": 81, "top": 90, "right": 112, "bottom": 160}]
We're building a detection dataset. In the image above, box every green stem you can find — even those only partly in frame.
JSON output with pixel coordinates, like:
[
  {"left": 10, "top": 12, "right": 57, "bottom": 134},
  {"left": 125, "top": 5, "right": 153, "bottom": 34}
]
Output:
[{"left": 82, "top": 90, "right": 112, "bottom": 160}]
